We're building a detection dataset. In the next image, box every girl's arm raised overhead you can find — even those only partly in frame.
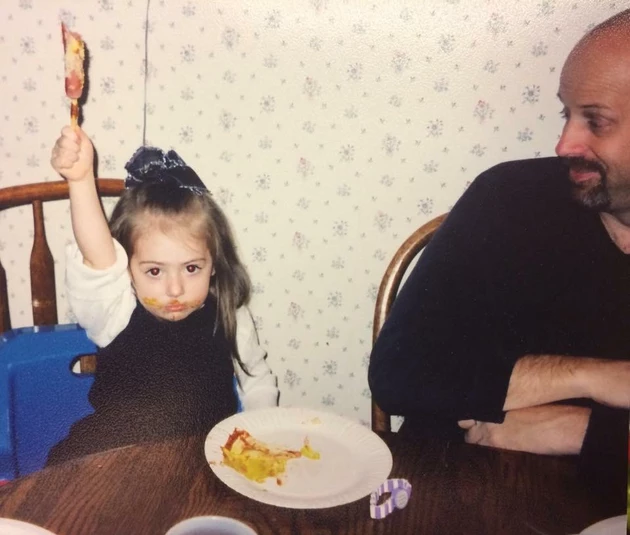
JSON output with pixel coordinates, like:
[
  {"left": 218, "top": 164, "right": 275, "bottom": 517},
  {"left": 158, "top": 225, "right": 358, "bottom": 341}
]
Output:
[{"left": 51, "top": 126, "right": 116, "bottom": 269}]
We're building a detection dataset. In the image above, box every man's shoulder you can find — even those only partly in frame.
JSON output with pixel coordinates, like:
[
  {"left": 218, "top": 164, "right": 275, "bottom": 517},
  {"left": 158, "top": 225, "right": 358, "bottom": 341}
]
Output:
[
  {"left": 445, "top": 156, "right": 573, "bottom": 234},
  {"left": 477, "top": 156, "right": 565, "bottom": 188},
  {"left": 461, "top": 156, "right": 569, "bottom": 209}
]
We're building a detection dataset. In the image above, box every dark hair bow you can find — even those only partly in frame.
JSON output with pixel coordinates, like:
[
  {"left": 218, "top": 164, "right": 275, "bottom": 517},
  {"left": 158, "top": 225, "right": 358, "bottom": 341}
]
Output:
[{"left": 124, "top": 146, "right": 208, "bottom": 195}]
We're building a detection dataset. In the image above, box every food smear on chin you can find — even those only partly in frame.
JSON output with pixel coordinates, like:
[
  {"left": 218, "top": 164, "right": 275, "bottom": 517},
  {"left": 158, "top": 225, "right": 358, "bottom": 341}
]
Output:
[
  {"left": 141, "top": 297, "right": 160, "bottom": 307},
  {"left": 221, "top": 428, "right": 320, "bottom": 485}
]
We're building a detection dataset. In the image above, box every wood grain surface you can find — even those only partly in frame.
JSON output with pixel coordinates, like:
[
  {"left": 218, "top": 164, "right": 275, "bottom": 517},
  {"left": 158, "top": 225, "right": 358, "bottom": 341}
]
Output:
[{"left": 0, "top": 432, "right": 622, "bottom": 535}]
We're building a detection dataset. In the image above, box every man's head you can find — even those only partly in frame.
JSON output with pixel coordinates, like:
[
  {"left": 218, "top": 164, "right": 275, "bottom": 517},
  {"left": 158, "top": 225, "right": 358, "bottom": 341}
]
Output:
[{"left": 555, "top": 9, "right": 630, "bottom": 216}]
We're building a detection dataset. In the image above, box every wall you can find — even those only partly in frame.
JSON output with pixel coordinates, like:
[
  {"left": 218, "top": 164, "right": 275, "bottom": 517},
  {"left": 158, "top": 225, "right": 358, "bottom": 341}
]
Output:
[{"left": 1, "top": 0, "right": 626, "bottom": 426}]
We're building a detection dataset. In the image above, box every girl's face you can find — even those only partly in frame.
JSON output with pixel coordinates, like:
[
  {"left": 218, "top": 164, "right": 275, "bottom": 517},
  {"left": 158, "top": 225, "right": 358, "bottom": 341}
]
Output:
[{"left": 128, "top": 224, "right": 213, "bottom": 322}]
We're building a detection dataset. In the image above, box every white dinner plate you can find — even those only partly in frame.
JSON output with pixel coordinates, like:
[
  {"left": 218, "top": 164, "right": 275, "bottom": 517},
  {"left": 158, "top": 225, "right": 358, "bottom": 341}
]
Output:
[
  {"left": 204, "top": 407, "right": 392, "bottom": 508},
  {"left": 0, "top": 519, "right": 56, "bottom": 535},
  {"left": 578, "top": 515, "right": 627, "bottom": 535}
]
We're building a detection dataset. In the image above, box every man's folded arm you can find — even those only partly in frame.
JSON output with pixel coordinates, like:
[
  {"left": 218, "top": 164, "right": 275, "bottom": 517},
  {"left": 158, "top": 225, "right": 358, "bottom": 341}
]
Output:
[{"left": 503, "top": 354, "right": 630, "bottom": 411}]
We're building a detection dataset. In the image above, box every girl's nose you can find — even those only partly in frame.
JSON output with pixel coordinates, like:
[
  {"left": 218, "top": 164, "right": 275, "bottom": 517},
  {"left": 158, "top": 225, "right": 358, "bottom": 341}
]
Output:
[{"left": 166, "top": 275, "right": 184, "bottom": 298}]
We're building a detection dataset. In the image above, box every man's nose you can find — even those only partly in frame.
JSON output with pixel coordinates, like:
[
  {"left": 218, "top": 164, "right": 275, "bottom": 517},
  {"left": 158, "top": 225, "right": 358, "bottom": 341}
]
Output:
[{"left": 555, "top": 121, "right": 588, "bottom": 158}]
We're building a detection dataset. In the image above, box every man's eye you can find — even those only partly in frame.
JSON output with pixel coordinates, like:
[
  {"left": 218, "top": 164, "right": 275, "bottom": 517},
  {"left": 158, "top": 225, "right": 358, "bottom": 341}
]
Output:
[
  {"left": 147, "top": 267, "right": 160, "bottom": 277},
  {"left": 186, "top": 264, "right": 201, "bottom": 273},
  {"left": 584, "top": 112, "right": 611, "bottom": 133}
]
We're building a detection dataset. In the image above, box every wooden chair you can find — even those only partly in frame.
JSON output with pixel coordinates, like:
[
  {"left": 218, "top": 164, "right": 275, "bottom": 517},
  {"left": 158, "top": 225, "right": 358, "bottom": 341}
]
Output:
[
  {"left": 0, "top": 179, "right": 124, "bottom": 481},
  {"left": 0, "top": 179, "right": 124, "bottom": 370},
  {"left": 371, "top": 213, "right": 448, "bottom": 433}
]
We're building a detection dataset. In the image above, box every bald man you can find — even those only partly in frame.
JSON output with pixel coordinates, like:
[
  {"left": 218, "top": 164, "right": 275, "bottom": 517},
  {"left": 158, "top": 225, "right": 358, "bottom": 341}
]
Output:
[{"left": 369, "top": 9, "right": 630, "bottom": 498}]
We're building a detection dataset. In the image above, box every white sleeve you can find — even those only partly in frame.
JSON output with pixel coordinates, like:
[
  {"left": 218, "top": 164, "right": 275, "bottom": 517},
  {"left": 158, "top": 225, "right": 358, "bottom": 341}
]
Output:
[
  {"left": 65, "top": 239, "right": 137, "bottom": 348},
  {"left": 234, "top": 306, "right": 279, "bottom": 411}
]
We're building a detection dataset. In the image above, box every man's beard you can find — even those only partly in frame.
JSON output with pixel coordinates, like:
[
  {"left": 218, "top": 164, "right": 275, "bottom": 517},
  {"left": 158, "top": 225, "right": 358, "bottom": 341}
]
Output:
[{"left": 562, "top": 157, "right": 611, "bottom": 211}]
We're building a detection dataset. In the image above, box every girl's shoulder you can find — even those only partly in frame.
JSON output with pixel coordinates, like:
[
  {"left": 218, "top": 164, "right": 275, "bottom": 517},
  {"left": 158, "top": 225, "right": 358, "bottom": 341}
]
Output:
[
  {"left": 235, "top": 305, "right": 264, "bottom": 350},
  {"left": 236, "top": 305, "right": 256, "bottom": 334},
  {"left": 236, "top": 305, "right": 253, "bottom": 320}
]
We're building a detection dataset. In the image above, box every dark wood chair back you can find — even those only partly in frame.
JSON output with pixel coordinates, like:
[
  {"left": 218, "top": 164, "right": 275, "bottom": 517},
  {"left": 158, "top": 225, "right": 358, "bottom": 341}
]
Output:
[
  {"left": 0, "top": 179, "right": 124, "bottom": 370},
  {"left": 371, "top": 213, "right": 448, "bottom": 433}
]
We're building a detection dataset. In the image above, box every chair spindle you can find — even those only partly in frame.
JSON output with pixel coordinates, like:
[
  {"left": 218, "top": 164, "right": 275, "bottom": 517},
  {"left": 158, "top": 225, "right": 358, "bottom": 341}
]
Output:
[
  {"left": 30, "top": 200, "right": 57, "bottom": 326},
  {"left": 0, "top": 179, "right": 124, "bottom": 333},
  {"left": 0, "top": 259, "right": 10, "bottom": 332}
]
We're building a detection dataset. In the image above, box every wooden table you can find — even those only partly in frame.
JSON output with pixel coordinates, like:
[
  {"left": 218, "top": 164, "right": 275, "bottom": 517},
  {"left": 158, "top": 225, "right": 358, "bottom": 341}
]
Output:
[{"left": 0, "top": 432, "right": 623, "bottom": 535}]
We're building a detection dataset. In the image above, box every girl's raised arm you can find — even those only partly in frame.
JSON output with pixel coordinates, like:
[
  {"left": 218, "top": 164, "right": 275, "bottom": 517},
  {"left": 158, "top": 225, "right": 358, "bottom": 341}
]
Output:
[{"left": 51, "top": 126, "right": 116, "bottom": 269}]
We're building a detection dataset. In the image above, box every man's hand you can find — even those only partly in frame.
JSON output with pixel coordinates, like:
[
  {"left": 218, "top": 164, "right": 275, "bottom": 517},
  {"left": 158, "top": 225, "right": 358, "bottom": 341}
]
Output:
[
  {"left": 50, "top": 125, "right": 94, "bottom": 183},
  {"left": 458, "top": 404, "right": 591, "bottom": 455}
]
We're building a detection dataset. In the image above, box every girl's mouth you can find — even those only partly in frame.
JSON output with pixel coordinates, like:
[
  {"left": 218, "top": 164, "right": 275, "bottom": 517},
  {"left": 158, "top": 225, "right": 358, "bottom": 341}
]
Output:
[
  {"left": 142, "top": 297, "right": 188, "bottom": 312},
  {"left": 164, "top": 302, "right": 187, "bottom": 312}
]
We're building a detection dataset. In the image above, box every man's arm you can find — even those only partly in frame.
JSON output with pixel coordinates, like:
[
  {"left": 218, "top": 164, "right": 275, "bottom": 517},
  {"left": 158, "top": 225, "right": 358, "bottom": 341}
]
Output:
[
  {"left": 503, "top": 355, "right": 630, "bottom": 411},
  {"left": 458, "top": 356, "right": 630, "bottom": 455}
]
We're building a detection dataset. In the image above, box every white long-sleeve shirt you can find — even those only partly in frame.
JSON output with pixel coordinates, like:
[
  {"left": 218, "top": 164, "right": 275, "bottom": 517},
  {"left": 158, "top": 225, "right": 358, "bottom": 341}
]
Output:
[{"left": 65, "top": 240, "right": 278, "bottom": 411}]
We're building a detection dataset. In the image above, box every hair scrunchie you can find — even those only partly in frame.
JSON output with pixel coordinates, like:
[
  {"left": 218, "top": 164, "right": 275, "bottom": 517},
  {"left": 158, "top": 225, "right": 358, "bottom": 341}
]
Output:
[{"left": 124, "top": 146, "right": 208, "bottom": 195}]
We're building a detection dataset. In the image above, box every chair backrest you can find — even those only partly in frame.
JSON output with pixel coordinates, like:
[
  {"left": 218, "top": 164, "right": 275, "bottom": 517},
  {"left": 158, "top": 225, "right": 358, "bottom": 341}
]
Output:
[
  {"left": 0, "top": 179, "right": 125, "bottom": 334},
  {"left": 371, "top": 213, "right": 447, "bottom": 433}
]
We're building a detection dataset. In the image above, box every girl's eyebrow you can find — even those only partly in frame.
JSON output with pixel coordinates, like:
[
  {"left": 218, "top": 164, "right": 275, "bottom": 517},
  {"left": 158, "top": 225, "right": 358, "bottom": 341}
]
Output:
[{"left": 138, "top": 258, "right": 207, "bottom": 266}]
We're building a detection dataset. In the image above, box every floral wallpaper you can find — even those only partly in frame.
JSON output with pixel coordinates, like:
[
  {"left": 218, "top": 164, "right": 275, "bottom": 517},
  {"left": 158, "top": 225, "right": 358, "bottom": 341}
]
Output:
[{"left": 1, "top": 0, "right": 627, "bottom": 427}]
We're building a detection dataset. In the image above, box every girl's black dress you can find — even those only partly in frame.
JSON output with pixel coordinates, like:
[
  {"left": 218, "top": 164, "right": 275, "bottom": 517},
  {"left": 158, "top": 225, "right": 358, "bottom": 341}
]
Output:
[{"left": 47, "top": 295, "right": 237, "bottom": 464}]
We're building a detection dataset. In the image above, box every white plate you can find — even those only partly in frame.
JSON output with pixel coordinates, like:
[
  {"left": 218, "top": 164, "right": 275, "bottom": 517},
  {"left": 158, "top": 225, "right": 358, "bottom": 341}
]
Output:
[
  {"left": 0, "top": 519, "right": 56, "bottom": 535},
  {"left": 578, "top": 515, "right": 627, "bottom": 535},
  {"left": 204, "top": 407, "right": 392, "bottom": 509}
]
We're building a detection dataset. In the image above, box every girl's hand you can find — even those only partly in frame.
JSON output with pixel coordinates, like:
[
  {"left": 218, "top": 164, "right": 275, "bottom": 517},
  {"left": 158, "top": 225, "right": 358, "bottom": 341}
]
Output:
[{"left": 50, "top": 126, "right": 95, "bottom": 182}]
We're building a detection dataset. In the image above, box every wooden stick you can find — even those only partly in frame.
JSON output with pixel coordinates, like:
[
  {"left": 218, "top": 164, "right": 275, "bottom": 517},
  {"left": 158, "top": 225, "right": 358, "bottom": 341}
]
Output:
[{"left": 71, "top": 99, "right": 79, "bottom": 126}]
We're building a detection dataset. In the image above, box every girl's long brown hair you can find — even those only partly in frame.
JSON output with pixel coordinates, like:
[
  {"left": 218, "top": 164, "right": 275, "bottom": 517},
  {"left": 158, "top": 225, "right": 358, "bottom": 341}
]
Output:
[{"left": 109, "top": 183, "right": 251, "bottom": 373}]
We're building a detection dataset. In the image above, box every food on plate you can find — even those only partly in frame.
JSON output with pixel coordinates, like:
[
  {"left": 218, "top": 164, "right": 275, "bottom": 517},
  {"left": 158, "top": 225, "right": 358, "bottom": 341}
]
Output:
[
  {"left": 221, "top": 428, "right": 320, "bottom": 484},
  {"left": 61, "top": 23, "right": 85, "bottom": 125},
  {"left": 300, "top": 440, "right": 320, "bottom": 460}
]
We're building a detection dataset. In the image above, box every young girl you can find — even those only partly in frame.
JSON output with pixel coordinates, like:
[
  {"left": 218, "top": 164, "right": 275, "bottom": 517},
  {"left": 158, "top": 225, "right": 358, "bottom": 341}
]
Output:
[{"left": 47, "top": 126, "right": 278, "bottom": 463}]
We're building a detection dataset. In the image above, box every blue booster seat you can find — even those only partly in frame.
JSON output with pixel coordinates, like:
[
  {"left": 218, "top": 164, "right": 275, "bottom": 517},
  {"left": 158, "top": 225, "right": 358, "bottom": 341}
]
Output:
[
  {"left": 0, "top": 325, "right": 96, "bottom": 482},
  {"left": 0, "top": 323, "right": 244, "bottom": 483}
]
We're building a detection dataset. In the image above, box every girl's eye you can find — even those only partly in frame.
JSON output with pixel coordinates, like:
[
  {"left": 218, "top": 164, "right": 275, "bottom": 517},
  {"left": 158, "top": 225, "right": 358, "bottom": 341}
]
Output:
[
  {"left": 186, "top": 264, "right": 201, "bottom": 273},
  {"left": 559, "top": 108, "right": 569, "bottom": 120},
  {"left": 147, "top": 267, "right": 160, "bottom": 277}
]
